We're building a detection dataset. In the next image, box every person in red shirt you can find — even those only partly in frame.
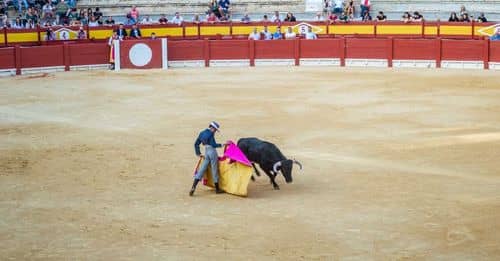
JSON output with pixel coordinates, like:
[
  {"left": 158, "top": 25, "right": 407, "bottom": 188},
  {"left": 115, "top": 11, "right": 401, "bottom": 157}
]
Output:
[
  {"left": 207, "top": 12, "right": 218, "bottom": 23},
  {"left": 327, "top": 11, "right": 338, "bottom": 24}
]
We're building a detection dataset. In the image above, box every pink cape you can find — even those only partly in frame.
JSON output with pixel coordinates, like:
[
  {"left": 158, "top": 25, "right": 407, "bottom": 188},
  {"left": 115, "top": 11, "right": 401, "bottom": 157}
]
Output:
[{"left": 222, "top": 141, "right": 252, "bottom": 166}]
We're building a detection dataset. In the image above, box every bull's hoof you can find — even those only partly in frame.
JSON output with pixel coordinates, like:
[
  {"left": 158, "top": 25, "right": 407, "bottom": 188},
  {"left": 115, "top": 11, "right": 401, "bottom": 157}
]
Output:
[
  {"left": 273, "top": 185, "right": 280, "bottom": 190},
  {"left": 251, "top": 176, "right": 256, "bottom": 182}
]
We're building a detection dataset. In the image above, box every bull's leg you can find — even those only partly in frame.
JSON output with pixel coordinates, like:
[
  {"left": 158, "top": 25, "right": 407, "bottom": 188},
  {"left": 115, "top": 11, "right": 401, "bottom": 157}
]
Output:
[
  {"left": 251, "top": 175, "right": 256, "bottom": 182},
  {"left": 264, "top": 170, "right": 280, "bottom": 190},
  {"left": 251, "top": 163, "right": 261, "bottom": 176}
]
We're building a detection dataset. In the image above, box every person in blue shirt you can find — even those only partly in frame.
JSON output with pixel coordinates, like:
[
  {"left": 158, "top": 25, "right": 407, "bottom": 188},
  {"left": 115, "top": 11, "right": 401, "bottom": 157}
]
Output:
[
  {"left": 491, "top": 29, "right": 500, "bottom": 41},
  {"left": 218, "top": 0, "right": 231, "bottom": 18},
  {"left": 190, "top": 121, "right": 225, "bottom": 196},
  {"left": 273, "top": 26, "right": 283, "bottom": 40}
]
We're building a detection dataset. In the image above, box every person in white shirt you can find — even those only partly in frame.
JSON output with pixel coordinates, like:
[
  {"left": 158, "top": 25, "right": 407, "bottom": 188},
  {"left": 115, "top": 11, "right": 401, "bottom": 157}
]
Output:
[
  {"left": 88, "top": 16, "right": 99, "bottom": 27},
  {"left": 305, "top": 26, "right": 317, "bottom": 39},
  {"left": 284, "top": 27, "right": 296, "bottom": 39},
  {"left": 248, "top": 27, "right": 260, "bottom": 40},
  {"left": 261, "top": 26, "right": 272, "bottom": 40},
  {"left": 171, "top": 12, "right": 184, "bottom": 25},
  {"left": 271, "top": 11, "right": 281, "bottom": 23},
  {"left": 141, "top": 15, "right": 153, "bottom": 24}
]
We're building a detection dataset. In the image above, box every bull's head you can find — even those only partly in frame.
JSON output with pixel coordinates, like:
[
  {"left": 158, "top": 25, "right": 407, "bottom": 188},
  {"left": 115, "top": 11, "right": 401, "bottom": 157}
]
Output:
[{"left": 273, "top": 159, "right": 302, "bottom": 183}]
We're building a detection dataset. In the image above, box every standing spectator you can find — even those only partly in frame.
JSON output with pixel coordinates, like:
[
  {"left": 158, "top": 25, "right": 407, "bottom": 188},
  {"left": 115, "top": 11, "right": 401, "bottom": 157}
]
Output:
[
  {"left": 192, "top": 14, "right": 202, "bottom": 24},
  {"left": 129, "top": 23, "right": 141, "bottom": 39},
  {"left": 262, "top": 25, "right": 272, "bottom": 40},
  {"left": 362, "top": 10, "right": 372, "bottom": 21},
  {"left": 490, "top": 28, "right": 500, "bottom": 41},
  {"left": 476, "top": 13, "right": 487, "bottom": 23},
  {"left": 284, "top": 26, "right": 296, "bottom": 39},
  {"left": 248, "top": 27, "right": 260, "bottom": 40},
  {"left": 314, "top": 12, "right": 324, "bottom": 21},
  {"left": 360, "top": 0, "right": 371, "bottom": 16},
  {"left": 333, "top": 0, "right": 343, "bottom": 14},
  {"left": 241, "top": 13, "right": 251, "bottom": 23},
  {"left": 45, "top": 25, "right": 55, "bottom": 40},
  {"left": 208, "top": 0, "right": 219, "bottom": 18},
  {"left": 344, "top": 0, "right": 354, "bottom": 20},
  {"left": 207, "top": 12, "right": 218, "bottom": 23},
  {"left": 141, "top": 15, "right": 153, "bottom": 24},
  {"left": 77, "top": 26, "right": 86, "bottom": 39},
  {"left": 105, "top": 16, "right": 115, "bottom": 25},
  {"left": 129, "top": 5, "right": 139, "bottom": 23},
  {"left": 42, "top": 2, "right": 54, "bottom": 20},
  {"left": 261, "top": 14, "right": 269, "bottom": 22},
  {"left": 88, "top": 16, "right": 99, "bottom": 27},
  {"left": 115, "top": 23, "right": 127, "bottom": 40},
  {"left": 272, "top": 26, "right": 282, "bottom": 39},
  {"left": 55, "top": 0, "right": 69, "bottom": 25},
  {"left": 412, "top": 11, "right": 423, "bottom": 22},
  {"left": 305, "top": 26, "right": 317, "bottom": 39},
  {"left": 271, "top": 11, "right": 281, "bottom": 23},
  {"left": 218, "top": 0, "right": 230, "bottom": 19},
  {"left": 376, "top": 11, "right": 387, "bottom": 21},
  {"left": 17, "top": 0, "right": 29, "bottom": 12},
  {"left": 158, "top": 14, "right": 168, "bottom": 24},
  {"left": 171, "top": 12, "right": 183, "bottom": 25},
  {"left": 448, "top": 12, "right": 459, "bottom": 22},
  {"left": 401, "top": 12, "right": 411, "bottom": 23},
  {"left": 284, "top": 12, "right": 296, "bottom": 22}
]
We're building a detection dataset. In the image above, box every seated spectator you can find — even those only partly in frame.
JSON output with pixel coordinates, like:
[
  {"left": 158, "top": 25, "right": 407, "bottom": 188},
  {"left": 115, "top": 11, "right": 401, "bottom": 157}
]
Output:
[
  {"left": 158, "top": 14, "right": 168, "bottom": 24},
  {"left": 26, "top": 19, "right": 36, "bottom": 28},
  {"left": 476, "top": 13, "right": 487, "bottom": 23},
  {"left": 42, "top": 2, "right": 54, "bottom": 20},
  {"left": 490, "top": 28, "right": 500, "bottom": 41},
  {"left": 207, "top": 12, "right": 218, "bottom": 23},
  {"left": 376, "top": 11, "right": 387, "bottom": 21},
  {"left": 88, "top": 16, "right": 99, "bottom": 27},
  {"left": 130, "top": 24, "right": 141, "bottom": 39},
  {"left": 327, "top": 11, "right": 338, "bottom": 23},
  {"left": 460, "top": 12, "right": 470, "bottom": 22},
  {"left": 151, "top": 32, "right": 156, "bottom": 39},
  {"left": 361, "top": 10, "right": 371, "bottom": 21},
  {"left": 284, "top": 26, "right": 296, "bottom": 39},
  {"left": 93, "top": 7, "right": 103, "bottom": 21},
  {"left": 219, "top": 13, "right": 229, "bottom": 22},
  {"left": 208, "top": 0, "right": 220, "bottom": 17},
  {"left": 105, "top": 16, "right": 115, "bottom": 25},
  {"left": 78, "top": 10, "right": 89, "bottom": 25},
  {"left": 248, "top": 27, "right": 260, "bottom": 40},
  {"left": 218, "top": 0, "right": 231, "bottom": 18},
  {"left": 284, "top": 12, "right": 296, "bottom": 22},
  {"left": 314, "top": 12, "right": 324, "bottom": 21},
  {"left": 271, "top": 11, "right": 281, "bottom": 23},
  {"left": 333, "top": 0, "right": 343, "bottom": 14},
  {"left": 448, "top": 12, "right": 459, "bottom": 22},
  {"left": 272, "top": 26, "right": 282, "bottom": 39},
  {"left": 305, "top": 26, "right": 317, "bottom": 39},
  {"left": 262, "top": 26, "right": 272, "bottom": 40},
  {"left": 241, "top": 13, "right": 251, "bottom": 23},
  {"left": 25, "top": 7, "right": 38, "bottom": 24},
  {"left": 412, "top": 11, "right": 423, "bottom": 22},
  {"left": 129, "top": 5, "right": 139, "bottom": 23},
  {"left": 12, "top": 17, "right": 24, "bottom": 29},
  {"left": 17, "top": 0, "right": 29, "bottom": 12},
  {"left": 141, "top": 15, "right": 153, "bottom": 24},
  {"left": 77, "top": 26, "right": 86, "bottom": 39},
  {"left": 45, "top": 25, "right": 55, "bottom": 40},
  {"left": 261, "top": 14, "right": 269, "bottom": 22},
  {"left": 171, "top": 12, "right": 183, "bottom": 25},
  {"left": 115, "top": 23, "right": 127, "bottom": 40},
  {"left": 339, "top": 11, "right": 350, "bottom": 23},
  {"left": 192, "top": 14, "right": 202, "bottom": 24},
  {"left": 344, "top": 0, "right": 354, "bottom": 19},
  {"left": 401, "top": 12, "right": 411, "bottom": 23},
  {"left": 67, "top": 8, "right": 79, "bottom": 23}
]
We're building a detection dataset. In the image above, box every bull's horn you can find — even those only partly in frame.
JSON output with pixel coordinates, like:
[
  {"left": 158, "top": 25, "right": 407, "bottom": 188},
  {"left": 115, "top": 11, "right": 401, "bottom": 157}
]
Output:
[
  {"left": 293, "top": 160, "right": 303, "bottom": 170},
  {"left": 273, "top": 161, "right": 282, "bottom": 173}
]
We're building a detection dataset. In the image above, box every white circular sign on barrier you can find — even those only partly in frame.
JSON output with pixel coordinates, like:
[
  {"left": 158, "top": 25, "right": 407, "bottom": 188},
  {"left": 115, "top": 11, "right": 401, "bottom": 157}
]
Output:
[{"left": 129, "top": 43, "right": 153, "bottom": 67}]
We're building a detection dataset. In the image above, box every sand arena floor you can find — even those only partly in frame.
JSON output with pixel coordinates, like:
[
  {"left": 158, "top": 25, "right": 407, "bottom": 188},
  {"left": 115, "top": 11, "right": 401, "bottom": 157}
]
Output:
[{"left": 0, "top": 67, "right": 500, "bottom": 260}]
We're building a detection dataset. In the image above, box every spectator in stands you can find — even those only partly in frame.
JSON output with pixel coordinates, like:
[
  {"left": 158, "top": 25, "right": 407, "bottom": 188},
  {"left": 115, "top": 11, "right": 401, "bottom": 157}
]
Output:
[
  {"left": 151, "top": 32, "right": 157, "bottom": 39},
  {"left": 412, "top": 11, "right": 423, "bottom": 22},
  {"left": 16, "top": 0, "right": 29, "bottom": 12},
  {"left": 261, "top": 14, "right": 269, "bottom": 22},
  {"left": 339, "top": 11, "right": 350, "bottom": 23},
  {"left": 26, "top": 18, "right": 36, "bottom": 28},
  {"left": 262, "top": 25, "right": 272, "bottom": 40},
  {"left": 207, "top": 12, "right": 218, "bottom": 23},
  {"left": 93, "top": 7, "right": 103, "bottom": 21},
  {"left": 42, "top": 2, "right": 54, "bottom": 20},
  {"left": 192, "top": 14, "right": 202, "bottom": 24},
  {"left": 55, "top": 0, "right": 69, "bottom": 24},
  {"left": 284, "top": 12, "right": 296, "bottom": 22},
  {"left": 208, "top": 0, "right": 219, "bottom": 17},
  {"left": 272, "top": 26, "right": 282, "bottom": 39},
  {"left": 219, "top": 13, "right": 229, "bottom": 22},
  {"left": 130, "top": 23, "right": 141, "bottom": 39},
  {"left": 460, "top": 12, "right": 470, "bottom": 22},
  {"left": 326, "top": 11, "right": 337, "bottom": 23},
  {"left": 271, "top": 11, "right": 281, "bottom": 23},
  {"left": 284, "top": 26, "right": 295, "bottom": 39},
  {"left": 345, "top": 0, "right": 354, "bottom": 19},
  {"left": 314, "top": 12, "right": 324, "bottom": 21},
  {"left": 88, "top": 16, "right": 99, "bottom": 27},
  {"left": 323, "top": 0, "right": 331, "bottom": 16},
  {"left": 490, "top": 28, "right": 500, "bottom": 41},
  {"left": 459, "top": 5, "right": 467, "bottom": 17},
  {"left": 305, "top": 26, "right": 317, "bottom": 39},
  {"left": 362, "top": 10, "right": 371, "bottom": 21},
  {"left": 129, "top": 5, "right": 139, "bottom": 23},
  {"left": 360, "top": 0, "right": 371, "bottom": 16},
  {"left": 401, "top": 12, "right": 411, "bottom": 23},
  {"left": 78, "top": 10, "right": 88, "bottom": 25},
  {"left": 158, "top": 14, "right": 168, "bottom": 24},
  {"left": 67, "top": 8, "right": 79, "bottom": 24},
  {"left": 115, "top": 23, "right": 127, "bottom": 40},
  {"left": 248, "top": 27, "right": 260, "bottom": 40},
  {"left": 45, "top": 25, "right": 55, "bottom": 40},
  {"left": 448, "top": 12, "right": 459, "bottom": 22},
  {"left": 105, "top": 16, "right": 115, "bottom": 25},
  {"left": 77, "top": 26, "right": 86, "bottom": 39},
  {"left": 171, "top": 12, "right": 183, "bottom": 25},
  {"left": 333, "top": 0, "right": 343, "bottom": 14},
  {"left": 241, "top": 13, "right": 251, "bottom": 23},
  {"left": 218, "top": 0, "right": 231, "bottom": 19},
  {"left": 141, "top": 15, "right": 153, "bottom": 24},
  {"left": 12, "top": 17, "right": 23, "bottom": 29},
  {"left": 376, "top": 11, "right": 387, "bottom": 21},
  {"left": 25, "top": 7, "right": 38, "bottom": 25},
  {"left": 476, "top": 13, "right": 487, "bottom": 23}
]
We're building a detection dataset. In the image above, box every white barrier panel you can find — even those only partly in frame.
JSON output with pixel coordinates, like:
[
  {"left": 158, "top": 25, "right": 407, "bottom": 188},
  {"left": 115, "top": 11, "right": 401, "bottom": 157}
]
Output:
[
  {"left": 168, "top": 60, "right": 205, "bottom": 68},
  {"left": 299, "top": 58, "right": 341, "bottom": 66},
  {"left": 209, "top": 59, "right": 251, "bottom": 67},
  {"left": 0, "top": 69, "right": 16, "bottom": 77},
  {"left": 345, "top": 59, "right": 388, "bottom": 67},
  {"left": 489, "top": 62, "right": 500, "bottom": 70},
  {"left": 21, "top": 66, "right": 65, "bottom": 75},
  {"left": 254, "top": 59, "right": 295, "bottom": 66},
  {"left": 441, "top": 60, "right": 484, "bottom": 69},
  {"left": 393, "top": 60, "right": 436, "bottom": 68},
  {"left": 70, "top": 64, "right": 110, "bottom": 71}
]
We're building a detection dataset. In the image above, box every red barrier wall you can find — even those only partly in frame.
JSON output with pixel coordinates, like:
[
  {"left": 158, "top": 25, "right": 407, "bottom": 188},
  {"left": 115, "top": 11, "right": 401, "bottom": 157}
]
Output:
[
  {"left": 209, "top": 40, "right": 249, "bottom": 60},
  {"left": 21, "top": 45, "right": 64, "bottom": 68},
  {"left": 0, "top": 48, "right": 15, "bottom": 69},
  {"left": 300, "top": 39, "right": 342, "bottom": 58},
  {"left": 255, "top": 40, "right": 295, "bottom": 59},
  {"left": 441, "top": 39, "right": 484, "bottom": 61},
  {"left": 490, "top": 41, "right": 500, "bottom": 62},
  {"left": 345, "top": 38, "right": 388, "bottom": 59},
  {"left": 168, "top": 40, "right": 204, "bottom": 60},
  {"left": 68, "top": 43, "right": 109, "bottom": 66},
  {"left": 393, "top": 39, "right": 438, "bottom": 60}
]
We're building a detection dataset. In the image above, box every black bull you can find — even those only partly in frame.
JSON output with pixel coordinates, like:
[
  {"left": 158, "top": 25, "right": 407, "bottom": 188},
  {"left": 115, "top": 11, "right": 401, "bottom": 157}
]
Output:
[{"left": 237, "top": 137, "right": 302, "bottom": 190}]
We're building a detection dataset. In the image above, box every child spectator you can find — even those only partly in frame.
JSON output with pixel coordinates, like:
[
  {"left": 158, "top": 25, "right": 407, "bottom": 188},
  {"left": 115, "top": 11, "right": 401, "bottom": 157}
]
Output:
[
  {"left": 377, "top": 11, "right": 387, "bottom": 21},
  {"left": 448, "top": 12, "right": 459, "bottom": 22}
]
